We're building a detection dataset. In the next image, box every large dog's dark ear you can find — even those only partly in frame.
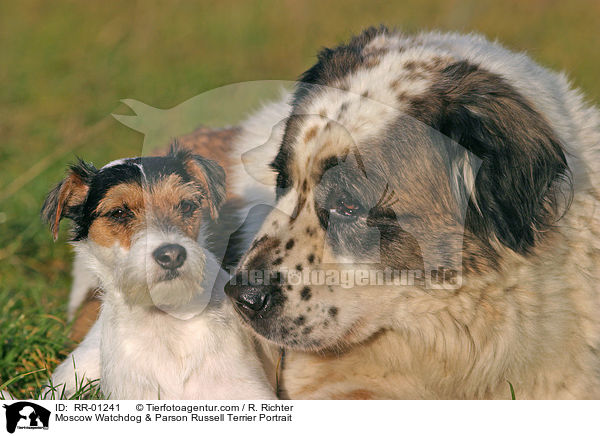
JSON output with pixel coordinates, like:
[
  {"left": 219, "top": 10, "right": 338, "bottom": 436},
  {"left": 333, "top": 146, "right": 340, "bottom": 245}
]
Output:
[
  {"left": 169, "top": 142, "right": 226, "bottom": 219},
  {"left": 411, "top": 61, "right": 572, "bottom": 253},
  {"left": 41, "top": 159, "right": 97, "bottom": 240}
]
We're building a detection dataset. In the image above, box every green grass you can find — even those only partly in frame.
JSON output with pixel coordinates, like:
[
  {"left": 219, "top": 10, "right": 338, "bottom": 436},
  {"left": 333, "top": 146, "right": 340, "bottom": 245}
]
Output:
[
  {"left": 0, "top": 0, "right": 599, "bottom": 398},
  {"left": 508, "top": 381, "right": 516, "bottom": 400}
]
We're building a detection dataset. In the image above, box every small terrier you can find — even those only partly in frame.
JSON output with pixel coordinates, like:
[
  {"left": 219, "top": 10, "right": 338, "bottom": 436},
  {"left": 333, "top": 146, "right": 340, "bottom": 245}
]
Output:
[{"left": 42, "top": 146, "right": 274, "bottom": 399}]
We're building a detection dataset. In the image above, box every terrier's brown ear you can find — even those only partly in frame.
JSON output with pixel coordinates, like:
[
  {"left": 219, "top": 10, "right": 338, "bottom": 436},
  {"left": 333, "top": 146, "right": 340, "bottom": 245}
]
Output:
[
  {"left": 169, "top": 142, "right": 226, "bottom": 220},
  {"left": 187, "top": 155, "right": 226, "bottom": 220},
  {"left": 41, "top": 159, "right": 97, "bottom": 240}
]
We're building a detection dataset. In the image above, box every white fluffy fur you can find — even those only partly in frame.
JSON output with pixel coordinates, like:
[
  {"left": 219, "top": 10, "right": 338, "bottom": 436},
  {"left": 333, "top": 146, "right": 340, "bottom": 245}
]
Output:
[
  {"left": 228, "top": 93, "right": 292, "bottom": 254},
  {"left": 227, "top": 31, "right": 600, "bottom": 399}
]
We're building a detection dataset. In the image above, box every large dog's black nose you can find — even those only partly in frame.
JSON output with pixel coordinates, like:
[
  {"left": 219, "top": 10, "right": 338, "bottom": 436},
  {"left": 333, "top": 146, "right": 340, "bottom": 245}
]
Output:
[
  {"left": 224, "top": 280, "right": 274, "bottom": 320},
  {"left": 153, "top": 244, "right": 187, "bottom": 270}
]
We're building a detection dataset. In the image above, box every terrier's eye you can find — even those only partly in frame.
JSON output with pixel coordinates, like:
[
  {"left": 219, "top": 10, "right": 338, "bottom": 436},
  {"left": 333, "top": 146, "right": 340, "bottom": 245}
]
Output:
[
  {"left": 178, "top": 200, "right": 198, "bottom": 217},
  {"left": 107, "top": 206, "right": 132, "bottom": 223}
]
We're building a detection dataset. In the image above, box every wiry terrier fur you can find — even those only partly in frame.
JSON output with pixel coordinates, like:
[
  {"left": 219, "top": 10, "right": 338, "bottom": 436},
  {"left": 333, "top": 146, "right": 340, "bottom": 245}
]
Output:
[
  {"left": 42, "top": 146, "right": 274, "bottom": 399},
  {"left": 224, "top": 27, "right": 600, "bottom": 399}
]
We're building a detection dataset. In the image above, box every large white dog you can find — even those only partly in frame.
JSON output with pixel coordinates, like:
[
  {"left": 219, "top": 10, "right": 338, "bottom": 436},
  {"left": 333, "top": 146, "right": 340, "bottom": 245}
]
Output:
[{"left": 223, "top": 27, "right": 600, "bottom": 399}]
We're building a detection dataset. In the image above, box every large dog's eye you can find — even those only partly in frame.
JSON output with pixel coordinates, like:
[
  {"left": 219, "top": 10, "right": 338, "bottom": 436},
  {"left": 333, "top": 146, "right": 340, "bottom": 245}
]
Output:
[
  {"left": 329, "top": 193, "right": 365, "bottom": 220},
  {"left": 107, "top": 206, "right": 133, "bottom": 223},
  {"left": 177, "top": 200, "right": 198, "bottom": 217}
]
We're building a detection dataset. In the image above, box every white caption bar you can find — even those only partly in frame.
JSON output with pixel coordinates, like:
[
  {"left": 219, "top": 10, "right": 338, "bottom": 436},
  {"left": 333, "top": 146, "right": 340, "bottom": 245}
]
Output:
[{"left": 0, "top": 400, "right": 597, "bottom": 435}]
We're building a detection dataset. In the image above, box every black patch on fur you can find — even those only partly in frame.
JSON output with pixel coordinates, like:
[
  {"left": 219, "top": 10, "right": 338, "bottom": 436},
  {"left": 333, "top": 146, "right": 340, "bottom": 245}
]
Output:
[
  {"left": 300, "top": 287, "right": 312, "bottom": 301},
  {"left": 295, "top": 263, "right": 303, "bottom": 271},
  {"left": 307, "top": 253, "right": 315, "bottom": 264},
  {"left": 328, "top": 306, "right": 338, "bottom": 317},
  {"left": 407, "top": 61, "right": 572, "bottom": 253},
  {"left": 294, "top": 316, "right": 306, "bottom": 326},
  {"left": 272, "top": 257, "right": 283, "bottom": 266},
  {"left": 285, "top": 239, "right": 295, "bottom": 250}
]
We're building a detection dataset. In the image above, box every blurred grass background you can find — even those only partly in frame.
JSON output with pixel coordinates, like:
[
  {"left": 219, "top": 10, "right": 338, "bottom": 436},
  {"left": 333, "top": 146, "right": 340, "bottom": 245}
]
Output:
[{"left": 0, "top": 0, "right": 599, "bottom": 398}]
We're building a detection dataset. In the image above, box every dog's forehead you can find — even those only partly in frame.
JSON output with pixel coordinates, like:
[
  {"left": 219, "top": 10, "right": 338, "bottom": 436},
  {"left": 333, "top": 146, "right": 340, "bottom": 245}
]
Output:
[
  {"left": 288, "top": 51, "right": 444, "bottom": 176},
  {"left": 290, "top": 92, "right": 394, "bottom": 169},
  {"left": 83, "top": 155, "right": 194, "bottom": 216},
  {"left": 287, "top": 109, "right": 443, "bottom": 191},
  {"left": 99, "top": 156, "right": 190, "bottom": 185}
]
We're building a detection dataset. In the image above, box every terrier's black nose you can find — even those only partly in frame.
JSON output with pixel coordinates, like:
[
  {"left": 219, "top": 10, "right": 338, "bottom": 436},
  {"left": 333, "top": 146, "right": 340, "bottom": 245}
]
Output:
[
  {"left": 153, "top": 244, "right": 187, "bottom": 270},
  {"left": 224, "top": 280, "right": 273, "bottom": 320}
]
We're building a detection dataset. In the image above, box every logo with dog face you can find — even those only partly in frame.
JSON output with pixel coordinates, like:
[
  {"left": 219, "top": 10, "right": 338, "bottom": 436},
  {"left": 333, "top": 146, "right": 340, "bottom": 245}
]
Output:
[{"left": 2, "top": 402, "right": 50, "bottom": 433}]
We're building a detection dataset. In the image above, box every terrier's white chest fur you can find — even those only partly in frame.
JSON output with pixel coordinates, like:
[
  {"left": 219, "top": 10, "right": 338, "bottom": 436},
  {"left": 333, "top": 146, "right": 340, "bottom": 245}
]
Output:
[{"left": 99, "top": 275, "right": 274, "bottom": 399}]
